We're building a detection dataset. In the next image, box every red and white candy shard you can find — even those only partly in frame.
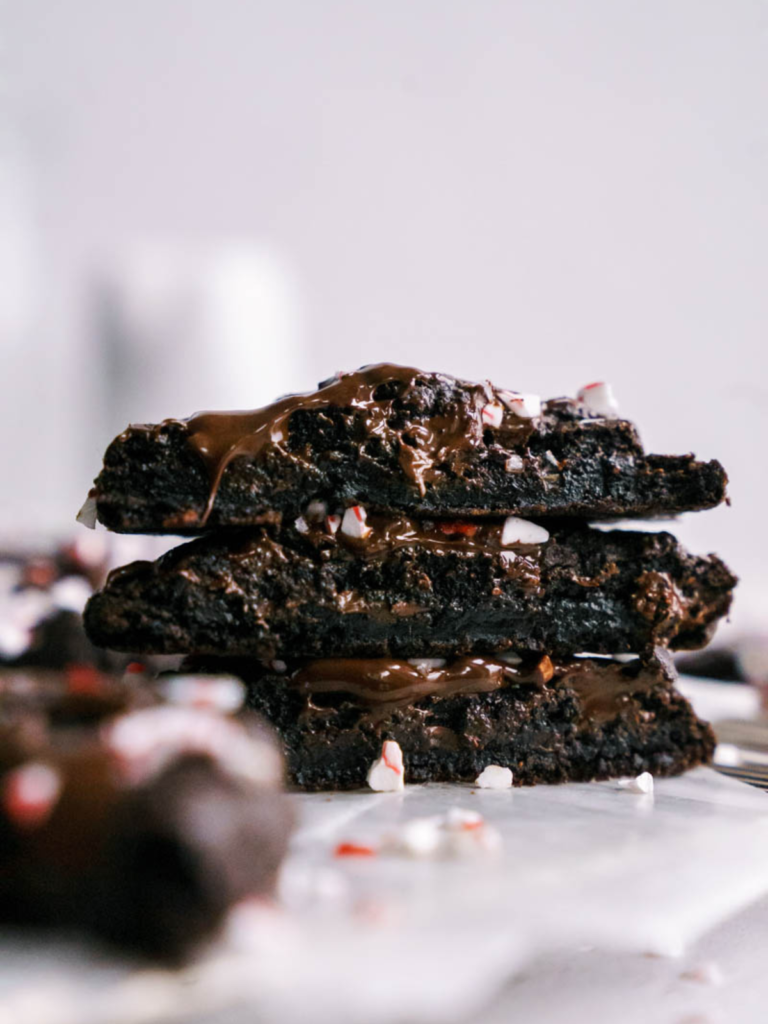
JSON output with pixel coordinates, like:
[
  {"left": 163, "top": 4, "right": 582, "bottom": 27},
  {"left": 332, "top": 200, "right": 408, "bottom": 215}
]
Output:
[
  {"left": 157, "top": 673, "right": 246, "bottom": 714},
  {"left": 76, "top": 492, "right": 98, "bottom": 530},
  {"left": 617, "top": 771, "right": 654, "bottom": 795},
  {"left": 481, "top": 402, "right": 504, "bottom": 428},
  {"left": 2, "top": 762, "right": 62, "bottom": 829},
  {"left": 505, "top": 454, "right": 524, "bottom": 473},
  {"left": 577, "top": 381, "right": 619, "bottom": 418},
  {"left": 381, "top": 807, "right": 503, "bottom": 858},
  {"left": 442, "top": 808, "right": 502, "bottom": 855},
  {"left": 341, "top": 505, "right": 372, "bottom": 540},
  {"left": 367, "top": 739, "right": 405, "bottom": 792},
  {"left": 325, "top": 514, "right": 341, "bottom": 536},
  {"left": 475, "top": 765, "right": 513, "bottom": 789},
  {"left": 104, "top": 706, "right": 281, "bottom": 788},
  {"left": 499, "top": 391, "right": 542, "bottom": 419},
  {"left": 501, "top": 516, "right": 550, "bottom": 546}
]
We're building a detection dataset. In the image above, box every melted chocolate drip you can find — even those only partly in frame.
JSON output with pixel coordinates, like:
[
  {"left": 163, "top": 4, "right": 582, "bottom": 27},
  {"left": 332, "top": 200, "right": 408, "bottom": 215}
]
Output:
[
  {"left": 556, "top": 657, "right": 674, "bottom": 723},
  {"left": 178, "top": 365, "right": 533, "bottom": 522}
]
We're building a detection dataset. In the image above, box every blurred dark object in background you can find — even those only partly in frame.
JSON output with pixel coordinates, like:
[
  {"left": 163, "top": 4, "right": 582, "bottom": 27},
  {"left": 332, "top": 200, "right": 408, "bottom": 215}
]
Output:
[
  {"left": 0, "top": 535, "right": 111, "bottom": 671},
  {"left": 0, "top": 667, "right": 292, "bottom": 962},
  {"left": 0, "top": 534, "right": 176, "bottom": 675},
  {"left": 677, "top": 637, "right": 768, "bottom": 689}
]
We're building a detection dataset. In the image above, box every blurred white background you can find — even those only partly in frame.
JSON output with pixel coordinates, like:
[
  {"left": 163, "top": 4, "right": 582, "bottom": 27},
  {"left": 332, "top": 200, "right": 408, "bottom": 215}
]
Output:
[{"left": 1, "top": 0, "right": 766, "bottom": 629}]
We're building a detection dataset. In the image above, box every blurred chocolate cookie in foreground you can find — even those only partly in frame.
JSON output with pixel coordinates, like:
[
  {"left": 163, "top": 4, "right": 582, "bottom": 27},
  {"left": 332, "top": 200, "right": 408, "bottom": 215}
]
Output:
[{"left": 0, "top": 668, "right": 292, "bottom": 962}]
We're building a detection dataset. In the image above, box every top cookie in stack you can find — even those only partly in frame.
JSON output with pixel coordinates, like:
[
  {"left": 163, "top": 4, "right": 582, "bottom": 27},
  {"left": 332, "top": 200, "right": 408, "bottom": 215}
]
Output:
[
  {"left": 82, "top": 365, "right": 734, "bottom": 791},
  {"left": 83, "top": 364, "right": 727, "bottom": 533}
]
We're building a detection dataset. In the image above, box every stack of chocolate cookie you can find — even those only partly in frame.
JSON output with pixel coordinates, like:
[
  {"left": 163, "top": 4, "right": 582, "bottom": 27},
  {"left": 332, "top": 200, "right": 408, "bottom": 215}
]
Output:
[{"left": 82, "top": 365, "right": 736, "bottom": 790}]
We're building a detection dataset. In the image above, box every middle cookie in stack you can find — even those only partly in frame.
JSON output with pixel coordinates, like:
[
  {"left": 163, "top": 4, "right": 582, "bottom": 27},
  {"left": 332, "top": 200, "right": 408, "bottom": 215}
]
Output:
[{"left": 83, "top": 365, "right": 735, "bottom": 791}]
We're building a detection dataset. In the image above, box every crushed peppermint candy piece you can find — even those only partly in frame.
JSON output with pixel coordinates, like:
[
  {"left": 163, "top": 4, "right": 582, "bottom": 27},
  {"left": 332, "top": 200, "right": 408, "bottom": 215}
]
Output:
[
  {"left": 501, "top": 516, "right": 550, "bottom": 546},
  {"left": 380, "top": 807, "right": 502, "bottom": 859},
  {"left": 438, "top": 520, "right": 478, "bottom": 537},
  {"left": 505, "top": 454, "right": 524, "bottom": 473},
  {"left": 334, "top": 842, "right": 377, "bottom": 858},
  {"left": 271, "top": 659, "right": 288, "bottom": 674},
  {"left": 76, "top": 492, "right": 98, "bottom": 529},
  {"left": 442, "top": 808, "right": 502, "bottom": 855},
  {"left": 104, "top": 706, "right": 281, "bottom": 788},
  {"left": 305, "top": 500, "right": 328, "bottom": 521},
  {"left": 367, "top": 740, "right": 405, "bottom": 792},
  {"left": 499, "top": 391, "right": 542, "bottom": 419},
  {"left": 2, "top": 762, "right": 62, "bottom": 829},
  {"left": 382, "top": 817, "right": 443, "bottom": 858},
  {"left": 476, "top": 765, "right": 513, "bottom": 789},
  {"left": 325, "top": 514, "right": 342, "bottom": 535},
  {"left": 617, "top": 771, "right": 654, "bottom": 795},
  {"left": 342, "top": 505, "right": 372, "bottom": 540},
  {"left": 444, "top": 807, "right": 484, "bottom": 830},
  {"left": 157, "top": 673, "right": 246, "bottom": 714},
  {"left": 577, "top": 381, "right": 619, "bottom": 418},
  {"left": 407, "top": 658, "right": 447, "bottom": 675},
  {"left": 294, "top": 516, "right": 310, "bottom": 534},
  {"left": 481, "top": 402, "right": 504, "bottom": 428}
]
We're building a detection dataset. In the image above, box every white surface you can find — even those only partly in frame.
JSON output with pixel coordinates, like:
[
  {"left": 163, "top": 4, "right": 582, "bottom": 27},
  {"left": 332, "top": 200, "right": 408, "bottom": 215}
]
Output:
[
  {"left": 2, "top": 770, "right": 768, "bottom": 1023},
  {"left": 2, "top": 679, "right": 767, "bottom": 1024}
]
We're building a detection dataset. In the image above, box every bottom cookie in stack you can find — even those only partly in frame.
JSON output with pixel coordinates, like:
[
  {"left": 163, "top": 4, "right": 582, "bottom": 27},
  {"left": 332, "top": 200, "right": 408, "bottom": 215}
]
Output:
[{"left": 182, "top": 650, "right": 715, "bottom": 791}]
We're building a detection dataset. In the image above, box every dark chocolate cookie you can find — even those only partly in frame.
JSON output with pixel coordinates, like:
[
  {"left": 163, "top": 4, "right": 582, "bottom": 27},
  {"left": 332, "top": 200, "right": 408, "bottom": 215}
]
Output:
[{"left": 86, "top": 365, "right": 727, "bottom": 532}]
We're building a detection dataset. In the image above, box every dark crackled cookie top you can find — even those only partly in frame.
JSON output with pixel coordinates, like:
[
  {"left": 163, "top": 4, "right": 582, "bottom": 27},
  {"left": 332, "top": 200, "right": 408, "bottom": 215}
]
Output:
[{"left": 83, "top": 364, "right": 728, "bottom": 531}]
